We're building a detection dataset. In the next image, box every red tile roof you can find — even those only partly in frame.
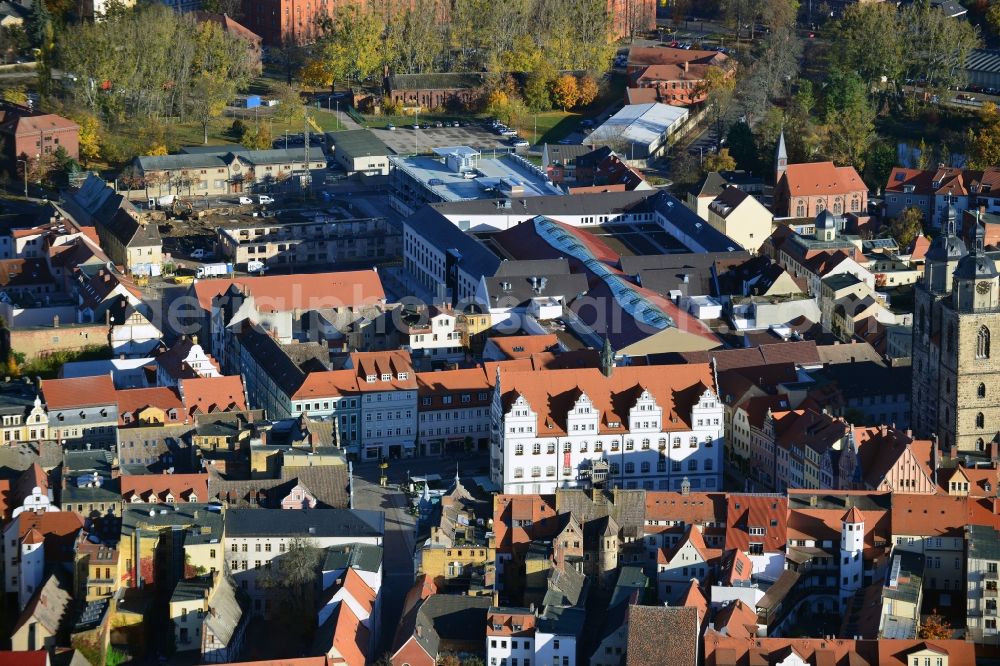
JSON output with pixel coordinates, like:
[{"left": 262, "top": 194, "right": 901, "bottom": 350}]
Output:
[
  {"left": 678, "top": 579, "right": 708, "bottom": 624},
  {"left": 41, "top": 375, "right": 117, "bottom": 409},
  {"left": 191, "top": 270, "right": 385, "bottom": 313},
  {"left": 890, "top": 494, "right": 970, "bottom": 537},
  {"left": 326, "top": 601, "right": 368, "bottom": 666},
  {"left": 120, "top": 473, "right": 209, "bottom": 504},
  {"left": 14, "top": 511, "right": 84, "bottom": 562},
  {"left": 786, "top": 506, "right": 889, "bottom": 550},
  {"left": 493, "top": 494, "right": 559, "bottom": 556},
  {"left": 725, "top": 495, "right": 787, "bottom": 554},
  {"left": 781, "top": 161, "right": 866, "bottom": 197},
  {"left": 498, "top": 364, "right": 715, "bottom": 436},
  {"left": 181, "top": 375, "right": 247, "bottom": 413},
  {"left": 712, "top": 599, "right": 759, "bottom": 640},
  {"left": 339, "top": 567, "right": 376, "bottom": 615},
  {"left": 116, "top": 387, "right": 186, "bottom": 425},
  {"left": 349, "top": 350, "right": 417, "bottom": 391},
  {"left": 13, "top": 114, "right": 79, "bottom": 135},
  {"left": 488, "top": 334, "right": 560, "bottom": 359}
]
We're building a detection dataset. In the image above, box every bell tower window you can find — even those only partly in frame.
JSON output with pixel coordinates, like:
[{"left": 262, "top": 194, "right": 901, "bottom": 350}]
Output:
[{"left": 978, "top": 325, "right": 991, "bottom": 360}]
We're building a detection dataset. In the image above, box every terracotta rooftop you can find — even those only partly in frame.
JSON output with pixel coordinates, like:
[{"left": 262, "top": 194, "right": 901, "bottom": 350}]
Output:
[
  {"left": 191, "top": 270, "right": 385, "bottom": 313},
  {"left": 41, "top": 375, "right": 117, "bottom": 409},
  {"left": 725, "top": 495, "right": 788, "bottom": 554},
  {"left": 781, "top": 161, "right": 866, "bottom": 196},
  {"left": 497, "top": 364, "right": 715, "bottom": 436},
  {"left": 120, "top": 473, "right": 209, "bottom": 504},
  {"left": 181, "top": 375, "right": 247, "bottom": 413}
]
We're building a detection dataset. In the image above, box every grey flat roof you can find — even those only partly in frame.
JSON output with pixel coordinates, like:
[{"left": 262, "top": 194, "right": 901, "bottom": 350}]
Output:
[
  {"left": 224, "top": 508, "right": 384, "bottom": 538},
  {"left": 327, "top": 129, "right": 392, "bottom": 160},
  {"left": 391, "top": 153, "right": 563, "bottom": 202},
  {"left": 431, "top": 190, "right": 657, "bottom": 217},
  {"left": 137, "top": 148, "right": 318, "bottom": 171}
]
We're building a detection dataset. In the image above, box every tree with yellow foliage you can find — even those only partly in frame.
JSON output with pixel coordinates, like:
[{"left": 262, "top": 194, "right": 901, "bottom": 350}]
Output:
[
  {"left": 577, "top": 75, "right": 599, "bottom": 108},
  {"left": 73, "top": 113, "right": 102, "bottom": 165}
]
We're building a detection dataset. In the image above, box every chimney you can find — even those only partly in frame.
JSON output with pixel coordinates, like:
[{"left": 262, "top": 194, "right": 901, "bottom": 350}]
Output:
[
  {"left": 950, "top": 445, "right": 958, "bottom": 461},
  {"left": 683, "top": 61, "right": 689, "bottom": 73},
  {"left": 809, "top": 495, "right": 817, "bottom": 507},
  {"left": 415, "top": 626, "right": 422, "bottom": 638}
]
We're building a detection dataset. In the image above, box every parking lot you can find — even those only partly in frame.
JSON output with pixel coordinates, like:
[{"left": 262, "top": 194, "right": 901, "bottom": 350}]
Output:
[{"left": 369, "top": 124, "right": 529, "bottom": 155}]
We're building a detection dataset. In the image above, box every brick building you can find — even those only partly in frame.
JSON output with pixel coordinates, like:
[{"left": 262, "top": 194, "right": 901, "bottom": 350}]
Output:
[{"left": 0, "top": 112, "right": 79, "bottom": 173}]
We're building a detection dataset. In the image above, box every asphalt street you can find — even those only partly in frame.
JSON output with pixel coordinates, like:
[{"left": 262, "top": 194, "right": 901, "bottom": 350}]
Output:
[{"left": 349, "top": 452, "right": 490, "bottom": 656}]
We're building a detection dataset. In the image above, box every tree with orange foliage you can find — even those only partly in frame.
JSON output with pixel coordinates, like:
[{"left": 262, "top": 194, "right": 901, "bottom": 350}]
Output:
[
  {"left": 918, "top": 611, "right": 952, "bottom": 640},
  {"left": 551, "top": 74, "right": 579, "bottom": 112}
]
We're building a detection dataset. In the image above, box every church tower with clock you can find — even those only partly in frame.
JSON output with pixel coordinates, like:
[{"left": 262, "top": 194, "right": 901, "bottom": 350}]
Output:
[{"left": 912, "top": 207, "right": 1000, "bottom": 453}]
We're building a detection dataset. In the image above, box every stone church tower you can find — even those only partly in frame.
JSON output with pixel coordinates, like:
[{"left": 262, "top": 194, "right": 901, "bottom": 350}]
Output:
[{"left": 912, "top": 209, "right": 1000, "bottom": 452}]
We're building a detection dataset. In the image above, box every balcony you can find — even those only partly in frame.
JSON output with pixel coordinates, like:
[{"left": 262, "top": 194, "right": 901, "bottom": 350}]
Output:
[
  {"left": 987, "top": 605, "right": 998, "bottom": 616},
  {"left": 988, "top": 569, "right": 999, "bottom": 580},
  {"left": 987, "top": 588, "right": 998, "bottom": 598}
]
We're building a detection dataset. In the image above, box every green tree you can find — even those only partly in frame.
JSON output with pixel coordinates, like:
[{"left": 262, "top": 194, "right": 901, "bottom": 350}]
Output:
[
  {"left": 862, "top": 141, "right": 896, "bottom": 194},
  {"left": 989, "top": 2, "right": 1000, "bottom": 36},
  {"left": 831, "top": 3, "right": 905, "bottom": 96},
  {"left": 241, "top": 123, "right": 273, "bottom": 150},
  {"left": 316, "top": 5, "right": 384, "bottom": 88},
  {"left": 889, "top": 207, "right": 924, "bottom": 250},
  {"left": 25, "top": 0, "right": 51, "bottom": 50},
  {"left": 524, "top": 60, "right": 556, "bottom": 112},
  {"left": 822, "top": 70, "right": 875, "bottom": 169},
  {"left": 189, "top": 72, "right": 232, "bottom": 144},
  {"left": 271, "top": 83, "right": 305, "bottom": 128},
  {"left": 725, "top": 121, "right": 758, "bottom": 171}
]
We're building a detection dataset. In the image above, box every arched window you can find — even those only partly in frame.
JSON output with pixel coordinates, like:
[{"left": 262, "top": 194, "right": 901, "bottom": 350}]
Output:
[
  {"left": 980, "top": 383, "right": 987, "bottom": 399},
  {"left": 977, "top": 412, "right": 985, "bottom": 429},
  {"left": 978, "top": 326, "right": 991, "bottom": 360},
  {"left": 978, "top": 438, "right": 986, "bottom": 451}
]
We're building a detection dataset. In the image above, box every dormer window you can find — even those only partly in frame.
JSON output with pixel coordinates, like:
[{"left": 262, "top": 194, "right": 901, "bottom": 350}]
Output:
[
  {"left": 381, "top": 373, "right": 391, "bottom": 381},
  {"left": 366, "top": 374, "right": 376, "bottom": 383},
  {"left": 189, "top": 493, "right": 198, "bottom": 502},
  {"left": 165, "top": 493, "right": 175, "bottom": 503},
  {"left": 123, "top": 414, "right": 132, "bottom": 424},
  {"left": 398, "top": 372, "right": 408, "bottom": 380}
]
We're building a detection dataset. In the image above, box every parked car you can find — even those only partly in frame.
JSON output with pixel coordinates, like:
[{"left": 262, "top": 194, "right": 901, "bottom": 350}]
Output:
[
  {"left": 190, "top": 248, "right": 212, "bottom": 260},
  {"left": 257, "top": 195, "right": 274, "bottom": 205},
  {"left": 238, "top": 196, "right": 253, "bottom": 205},
  {"left": 501, "top": 128, "right": 518, "bottom": 137},
  {"left": 433, "top": 121, "right": 444, "bottom": 128},
  {"left": 510, "top": 138, "right": 529, "bottom": 148},
  {"left": 386, "top": 123, "right": 396, "bottom": 130},
  {"left": 580, "top": 119, "right": 595, "bottom": 128},
  {"left": 409, "top": 124, "right": 420, "bottom": 130}
]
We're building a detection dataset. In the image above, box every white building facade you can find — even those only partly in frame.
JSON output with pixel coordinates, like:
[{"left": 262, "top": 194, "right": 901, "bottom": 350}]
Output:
[{"left": 490, "top": 366, "right": 725, "bottom": 494}]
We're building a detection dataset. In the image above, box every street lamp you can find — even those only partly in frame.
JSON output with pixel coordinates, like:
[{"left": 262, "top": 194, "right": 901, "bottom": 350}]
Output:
[
  {"left": 414, "top": 107, "right": 419, "bottom": 155},
  {"left": 16, "top": 158, "right": 28, "bottom": 199},
  {"left": 336, "top": 99, "right": 340, "bottom": 131}
]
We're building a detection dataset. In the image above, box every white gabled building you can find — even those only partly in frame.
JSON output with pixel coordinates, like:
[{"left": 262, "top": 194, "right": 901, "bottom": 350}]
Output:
[{"left": 490, "top": 355, "right": 724, "bottom": 494}]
